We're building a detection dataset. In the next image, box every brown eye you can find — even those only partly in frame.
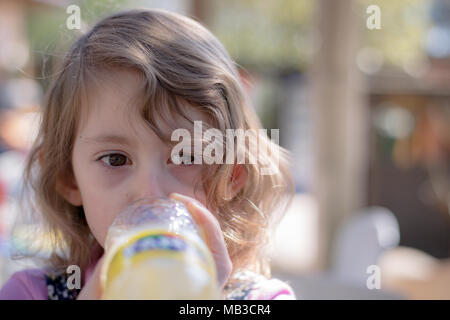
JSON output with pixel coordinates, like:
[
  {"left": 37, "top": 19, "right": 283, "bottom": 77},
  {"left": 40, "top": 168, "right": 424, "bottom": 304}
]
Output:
[
  {"left": 178, "top": 150, "right": 195, "bottom": 165},
  {"left": 100, "top": 153, "right": 129, "bottom": 167},
  {"left": 167, "top": 150, "right": 195, "bottom": 165}
]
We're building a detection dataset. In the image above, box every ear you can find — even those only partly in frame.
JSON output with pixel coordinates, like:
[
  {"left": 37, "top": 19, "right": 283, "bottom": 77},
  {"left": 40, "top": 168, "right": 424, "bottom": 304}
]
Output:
[
  {"left": 227, "top": 164, "right": 248, "bottom": 198},
  {"left": 55, "top": 165, "right": 83, "bottom": 207}
]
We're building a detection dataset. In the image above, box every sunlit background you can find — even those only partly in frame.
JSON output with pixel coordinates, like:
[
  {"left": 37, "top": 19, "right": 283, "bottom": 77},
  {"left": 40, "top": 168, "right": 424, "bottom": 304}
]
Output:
[{"left": 0, "top": 0, "right": 449, "bottom": 299}]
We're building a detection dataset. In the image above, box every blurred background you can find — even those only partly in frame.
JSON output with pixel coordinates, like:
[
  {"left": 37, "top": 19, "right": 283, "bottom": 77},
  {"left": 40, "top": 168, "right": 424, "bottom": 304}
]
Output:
[{"left": 0, "top": 0, "right": 449, "bottom": 299}]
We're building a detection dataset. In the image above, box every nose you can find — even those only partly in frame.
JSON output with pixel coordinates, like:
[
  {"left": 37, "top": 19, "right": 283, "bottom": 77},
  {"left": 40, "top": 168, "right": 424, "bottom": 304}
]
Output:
[{"left": 132, "top": 166, "right": 167, "bottom": 202}]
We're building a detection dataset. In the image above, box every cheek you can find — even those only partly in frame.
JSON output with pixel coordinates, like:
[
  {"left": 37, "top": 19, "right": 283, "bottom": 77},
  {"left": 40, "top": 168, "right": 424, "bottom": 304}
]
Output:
[
  {"left": 81, "top": 195, "right": 116, "bottom": 247},
  {"left": 169, "top": 165, "right": 202, "bottom": 186},
  {"left": 78, "top": 174, "right": 129, "bottom": 247},
  {"left": 96, "top": 166, "right": 130, "bottom": 188},
  {"left": 71, "top": 151, "right": 132, "bottom": 246},
  {"left": 169, "top": 165, "right": 203, "bottom": 186},
  {"left": 167, "top": 169, "right": 208, "bottom": 207}
]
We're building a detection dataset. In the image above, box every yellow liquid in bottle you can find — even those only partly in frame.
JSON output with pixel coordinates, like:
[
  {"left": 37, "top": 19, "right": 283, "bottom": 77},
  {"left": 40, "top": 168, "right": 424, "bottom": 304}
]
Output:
[{"left": 101, "top": 228, "right": 220, "bottom": 300}]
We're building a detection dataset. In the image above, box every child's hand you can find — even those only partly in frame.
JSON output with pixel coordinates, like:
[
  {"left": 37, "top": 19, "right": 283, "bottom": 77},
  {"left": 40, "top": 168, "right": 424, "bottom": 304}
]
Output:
[
  {"left": 77, "top": 255, "right": 105, "bottom": 300},
  {"left": 170, "top": 193, "right": 233, "bottom": 291}
]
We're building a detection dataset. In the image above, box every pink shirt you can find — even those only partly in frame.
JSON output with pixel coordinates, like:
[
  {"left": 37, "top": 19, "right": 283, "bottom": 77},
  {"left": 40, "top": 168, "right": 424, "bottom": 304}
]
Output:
[
  {"left": 0, "top": 244, "right": 100, "bottom": 300},
  {"left": 0, "top": 245, "right": 296, "bottom": 300},
  {"left": 0, "top": 266, "right": 296, "bottom": 300},
  {"left": 0, "top": 264, "right": 96, "bottom": 300}
]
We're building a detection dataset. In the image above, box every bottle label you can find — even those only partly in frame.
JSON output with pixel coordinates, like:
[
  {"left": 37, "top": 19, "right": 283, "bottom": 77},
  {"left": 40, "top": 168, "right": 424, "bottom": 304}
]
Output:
[
  {"left": 123, "top": 233, "right": 187, "bottom": 257},
  {"left": 102, "top": 229, "right": 216, "bottom": 291}
]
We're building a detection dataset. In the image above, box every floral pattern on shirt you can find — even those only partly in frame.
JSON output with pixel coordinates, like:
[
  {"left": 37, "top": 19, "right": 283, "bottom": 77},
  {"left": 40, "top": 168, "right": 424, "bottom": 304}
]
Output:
[
  {"left": 45, "top": 271, "right": 80, "bottom": 300},
  {"left": 44, "top": 268, "right": 275, "bottom": 300},
  {"left": 223, "top": 269, "right": 267, "bottom": 300}
]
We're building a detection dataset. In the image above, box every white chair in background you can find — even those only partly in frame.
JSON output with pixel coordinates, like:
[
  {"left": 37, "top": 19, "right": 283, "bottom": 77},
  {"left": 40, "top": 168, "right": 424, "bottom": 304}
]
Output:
[{"left": 330, "top": 206, "right": 400, "bottom": 287}]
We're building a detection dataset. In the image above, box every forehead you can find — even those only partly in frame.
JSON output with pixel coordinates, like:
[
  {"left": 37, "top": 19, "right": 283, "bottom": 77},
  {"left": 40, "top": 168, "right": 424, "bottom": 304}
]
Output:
[{"left": 77, "top": 68, "right": 208, "bottom": 142}]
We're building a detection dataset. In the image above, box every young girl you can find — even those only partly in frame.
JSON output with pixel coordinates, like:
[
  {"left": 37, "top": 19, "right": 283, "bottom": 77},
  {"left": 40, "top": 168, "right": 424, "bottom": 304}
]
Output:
[{"left": 0, "top": 8, "right": 295, "bottom": 300}]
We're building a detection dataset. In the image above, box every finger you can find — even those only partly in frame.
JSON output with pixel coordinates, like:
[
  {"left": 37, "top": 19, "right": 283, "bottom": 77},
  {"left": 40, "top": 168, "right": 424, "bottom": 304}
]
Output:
[
  {"left": 169, "top": 193, "right": 211, "bottom": 216},
  {"left": 169, "top": 193, "right": 229, "bottom": 264},
  {"left": 78, "top": 255, "right": 105, "bottom": 300},
  {"left": 170, "top": 193, "right": 223, "bottom": 245},
  {"left": 170, "top": 193, "right": 232, "bottom": 287}
]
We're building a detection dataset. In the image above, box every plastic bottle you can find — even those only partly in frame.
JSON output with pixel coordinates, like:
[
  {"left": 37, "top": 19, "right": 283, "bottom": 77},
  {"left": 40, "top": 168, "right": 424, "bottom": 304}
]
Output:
[{"left": 100, "top": 197, "right": 221, "bottom": 299}]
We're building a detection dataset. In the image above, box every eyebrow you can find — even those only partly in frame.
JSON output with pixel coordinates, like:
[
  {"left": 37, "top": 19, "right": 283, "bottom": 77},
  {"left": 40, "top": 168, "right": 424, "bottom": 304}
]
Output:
[{"left": 81, "top": 134, "right": 136, "bottom": 147}]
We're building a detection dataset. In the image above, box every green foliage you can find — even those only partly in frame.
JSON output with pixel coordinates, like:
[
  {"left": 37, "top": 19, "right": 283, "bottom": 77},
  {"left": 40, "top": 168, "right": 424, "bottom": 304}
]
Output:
[
  {"left": 76, "top": 0, "right": 131, "bottom": 24},
  {"left": 25, "top": 0, "right": 130, "bottom": 87},
  {"left": 358, "top": 0, "right": 431, "bottom": 66},
  {"left": 25, "top": 0, "right": 432, "bottom": 75},
  {"left": 210, "top": 0, "right": 431, "bottom": 70},
  {"left": 210, "top": 0, "right": 314, "bottom": 71}
]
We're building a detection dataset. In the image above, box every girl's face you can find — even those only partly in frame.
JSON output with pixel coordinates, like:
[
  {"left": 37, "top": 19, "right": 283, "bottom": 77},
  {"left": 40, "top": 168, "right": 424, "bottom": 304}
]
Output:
[{"left": 63, "top": 69, "right": 207, "bottom": 248}]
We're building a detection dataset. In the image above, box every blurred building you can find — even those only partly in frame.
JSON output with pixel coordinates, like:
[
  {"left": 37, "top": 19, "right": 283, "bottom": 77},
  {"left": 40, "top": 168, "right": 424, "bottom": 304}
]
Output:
[{"left": 368, "top": 61, "right": 450, "bottom": 259}]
